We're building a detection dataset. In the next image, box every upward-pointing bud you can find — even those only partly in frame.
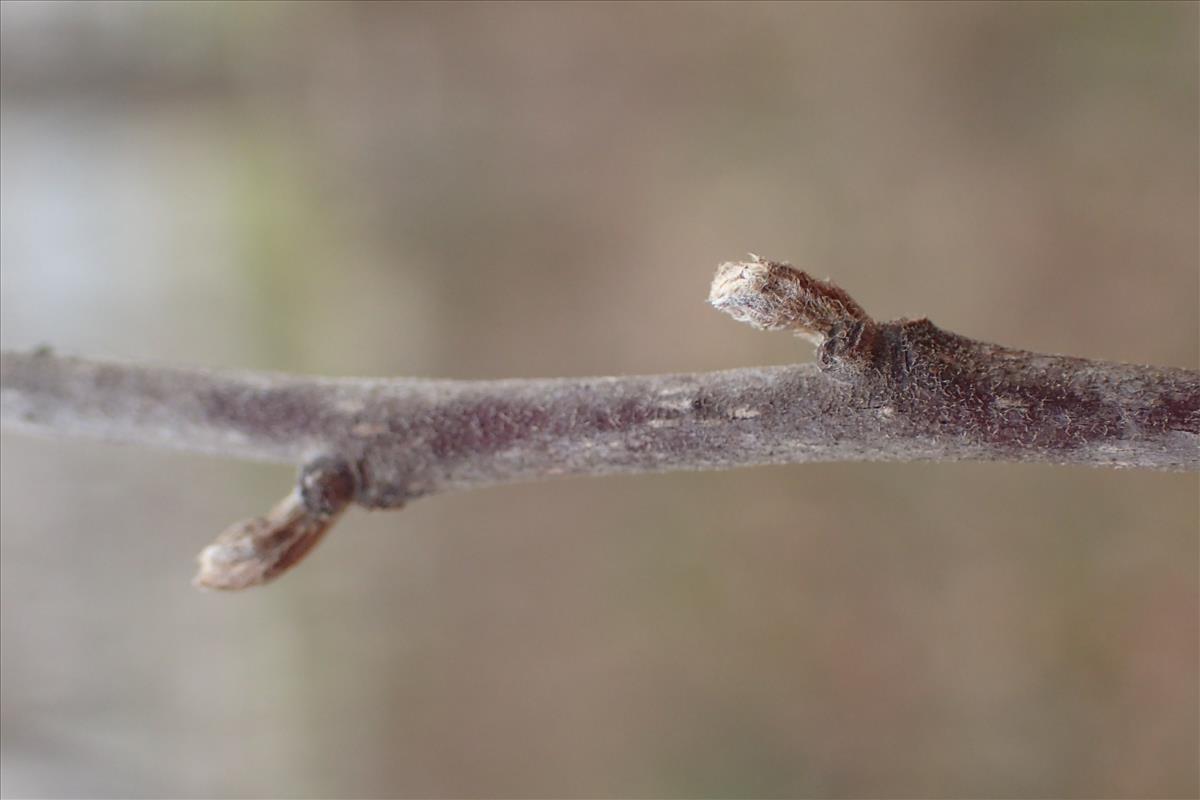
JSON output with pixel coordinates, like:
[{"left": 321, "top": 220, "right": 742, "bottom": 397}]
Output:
[{"left": 709, "top": 255, "right": 871, "bottom": 344}]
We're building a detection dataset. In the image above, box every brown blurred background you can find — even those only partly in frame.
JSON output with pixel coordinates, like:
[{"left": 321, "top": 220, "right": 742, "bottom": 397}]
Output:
[{"left": 1, "top": 2, "right": 1196, "bottom": 797}]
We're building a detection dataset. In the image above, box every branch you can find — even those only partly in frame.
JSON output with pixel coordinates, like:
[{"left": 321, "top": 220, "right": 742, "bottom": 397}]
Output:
[{"left": 3, "top": 257, "right": 1197, "bottom": 589}]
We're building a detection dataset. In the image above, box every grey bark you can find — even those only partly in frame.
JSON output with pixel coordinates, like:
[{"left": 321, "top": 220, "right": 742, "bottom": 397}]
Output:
[
  {"left": 2, "top": 259, "right": 1196, "bottom": 588},
  {"left": 2, "top": 345, "right": 1196, "bottom": 508}
]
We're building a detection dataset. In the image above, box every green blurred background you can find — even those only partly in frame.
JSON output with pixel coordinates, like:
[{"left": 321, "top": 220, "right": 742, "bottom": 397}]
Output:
[{"left": 1, "top": 2, "right": 1196, "bottom": 797}]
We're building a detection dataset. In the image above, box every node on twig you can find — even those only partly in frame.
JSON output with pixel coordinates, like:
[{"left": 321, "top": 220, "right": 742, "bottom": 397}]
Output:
[{"left": 4, "top": 256, "right": 1189, "bottom": 591}]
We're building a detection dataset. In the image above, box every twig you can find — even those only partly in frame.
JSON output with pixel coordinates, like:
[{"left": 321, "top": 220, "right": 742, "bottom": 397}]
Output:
[{"left": 3, "top": 258, "right": 1197, "bottom": 589}]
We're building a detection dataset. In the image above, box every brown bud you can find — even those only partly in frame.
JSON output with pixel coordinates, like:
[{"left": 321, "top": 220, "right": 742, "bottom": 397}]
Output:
[{"left": 709, "top": 255, "right": 871, "bottom": 344}]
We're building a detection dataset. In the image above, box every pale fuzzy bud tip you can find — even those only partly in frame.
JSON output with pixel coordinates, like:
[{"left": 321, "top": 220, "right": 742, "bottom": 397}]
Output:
[
  {"left": 193, "top": 491, "right": 338, "bottom": 590},
  {"left": 708, "top": 257, "right": 870, "bottom": 343}
]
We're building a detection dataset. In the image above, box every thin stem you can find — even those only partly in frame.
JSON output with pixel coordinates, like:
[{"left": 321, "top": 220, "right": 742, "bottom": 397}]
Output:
[{"left": 3, "top": 258, "right": 1196, "bottom": 587}]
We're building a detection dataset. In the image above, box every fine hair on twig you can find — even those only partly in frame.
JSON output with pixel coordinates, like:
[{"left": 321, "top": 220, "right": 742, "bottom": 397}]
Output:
[{"left": 3, "top": 257, "right": 1197, "bottom": 589}]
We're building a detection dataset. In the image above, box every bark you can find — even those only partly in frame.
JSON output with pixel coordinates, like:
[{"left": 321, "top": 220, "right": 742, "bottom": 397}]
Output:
[{"left": 2, "top": 258, "right": 1196, "bottom": 588}]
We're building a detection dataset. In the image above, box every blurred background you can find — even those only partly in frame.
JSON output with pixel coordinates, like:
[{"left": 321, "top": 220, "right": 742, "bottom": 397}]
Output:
[{"left": 1, "top": 2, "right": 1196, "bottom": 797}]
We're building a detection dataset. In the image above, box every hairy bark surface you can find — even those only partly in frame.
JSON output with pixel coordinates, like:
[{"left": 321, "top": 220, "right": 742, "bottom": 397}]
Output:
[{"left": 2, "top": 258, "right": 1197, "bottom": 587}]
